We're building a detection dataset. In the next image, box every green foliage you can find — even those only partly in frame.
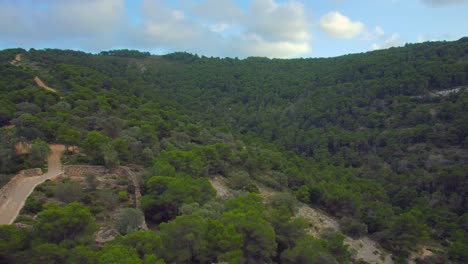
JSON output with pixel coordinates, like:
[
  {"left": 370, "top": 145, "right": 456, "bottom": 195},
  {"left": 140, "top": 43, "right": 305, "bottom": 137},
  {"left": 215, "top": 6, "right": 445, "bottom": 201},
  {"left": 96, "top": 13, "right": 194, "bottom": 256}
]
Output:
[
  {"left": 97, "top": 190, "right": 119, "bottom": 210},
  {"left": 34, "top": 202, "right": 96, "bottom": 244},
  {"left": 116, "top": 208, "right": 144, "bottom": 235},
  {"left": 222, "top": 194, "right": 278, "bottom": 263},
  {"left": 82, "top": 131, "right": 110, "bottom": 165},
  {"left": 118, "top": 190, "right": 129, "bottom": 202},
  {"left": 0, "top": 225, "right": 28, "bottom": 263},
  {"left": 203, "top": 219, "right": 244, "bottom": 263},
  {"left": 26, "top": 139, "right": 51, "bottom": 167},
  {"left": 22, "top": 196, "right": 45, "bottom": 214},
  {"left": 85, "top": 173, "right": 98, "bottom": 190},
  {"left": 116, "top": 231, "right": 163, "bottom": 260},
  {"left": 339, "top": 217, "right": 368, "bottom": 238},
  {"left": 29, "top": 243, "right": 69, "bottom": 264},
  {"left": 68, "top": 246, "right": 99, "bottom": 264},
  {"left": 98, "top": 244, "right": 142, "bottom": 264},
  {"left": 141, "top": 176, "right": 215, "bottom": 223},
  {"left": 281, "top": 237, "right": 338, "bottom": 264},
  {"left": 159, "top": 214, "right": 206, "bottom": 263},
  {"left": 53, "top": 180, "right": 83, "bottom": 203},
  {"left": 1, "top": 39, "right": 467, "bottom": 261}
]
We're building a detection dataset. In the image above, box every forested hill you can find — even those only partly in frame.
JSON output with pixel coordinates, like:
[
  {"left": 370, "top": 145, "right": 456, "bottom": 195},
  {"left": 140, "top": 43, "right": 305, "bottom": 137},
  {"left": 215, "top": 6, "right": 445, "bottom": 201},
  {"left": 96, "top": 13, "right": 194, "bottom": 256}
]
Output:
[{"left": 0, "top": 37, "right": 467, "bottom": 263}]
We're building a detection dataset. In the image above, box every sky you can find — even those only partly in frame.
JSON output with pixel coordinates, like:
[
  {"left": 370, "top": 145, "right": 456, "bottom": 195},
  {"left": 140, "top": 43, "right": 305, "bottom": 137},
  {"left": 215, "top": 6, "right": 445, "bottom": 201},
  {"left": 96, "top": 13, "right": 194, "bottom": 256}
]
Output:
[{"left": 0, "top": 0, "right": 467, "bottom": 58}]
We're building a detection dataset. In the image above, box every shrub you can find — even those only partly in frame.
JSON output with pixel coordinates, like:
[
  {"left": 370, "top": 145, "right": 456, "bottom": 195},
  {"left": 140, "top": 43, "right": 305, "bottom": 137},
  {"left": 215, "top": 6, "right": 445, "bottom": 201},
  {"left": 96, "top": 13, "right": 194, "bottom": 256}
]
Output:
[
  {"left": 116, "top": 208, "right": 144, "bottom": 235},
  {"left": 118, "top": 191, "right": 129, "bottom": 202},
  {"left": 85, "top": 173, "right": 98, "bottom": 190},
  {"left": 53, "top": 181, "right": 83, "bottom": 203},
  {"left": 339, "top": 217, "right": 368, "bottom": 238},
  {"left": 22, "top": 196, "right": 44, "bottom": 214},
  {"left": 98, "top": 190, "right": 118, "bottom": 209}
]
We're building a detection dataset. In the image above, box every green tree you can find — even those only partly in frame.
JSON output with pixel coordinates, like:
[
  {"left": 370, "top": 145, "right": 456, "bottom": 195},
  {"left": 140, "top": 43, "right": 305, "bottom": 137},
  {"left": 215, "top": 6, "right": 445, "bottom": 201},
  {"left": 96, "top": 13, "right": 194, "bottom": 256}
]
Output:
[
  {"left": 27, "top": 139, "right": 51, "bottom": 167},
  {"left": 82, "top": 131, "right": 109, "bottom": 164},
  {"left": 159, "top": 214, "right": 206, "bottom": 263},
  {"left": 222, "top": 194, "right": 278, "bottom": 263},
  {"left": 116, "top": 208, "right": 145, "bottom": 235},
  {"left": 203, "top": 219, "right": 244, "bottom": 263},
  {"left": 98, "top": 244, "right": 141, "bottom": 264},
  {"left": 29, "top": 243, "right": 69, "bottom": 264},
  {"left": 117, "top": 231, "right": 163, "bottom": 260},
  {"left": 34, "top": 202, "right": 96, "bottom": 244},
  {"left": 0, "top": 225, "right": 28, "bottom": 263},
  {"left": 68, "top": 246, "right": 98, "bottom": 264}
]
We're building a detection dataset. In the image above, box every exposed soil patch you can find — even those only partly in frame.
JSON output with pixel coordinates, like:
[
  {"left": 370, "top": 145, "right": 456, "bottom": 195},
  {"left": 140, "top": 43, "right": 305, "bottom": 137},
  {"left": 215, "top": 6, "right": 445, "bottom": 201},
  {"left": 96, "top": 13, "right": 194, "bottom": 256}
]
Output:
[
  {"left": 34, "top": 76, "right": 57, "bottom": 93},
  {"left": 209, "top": 176, "right": 232, "bottom": 198},
  {"left": 9, "top": 54, "right": 21, "bottom": 65}
]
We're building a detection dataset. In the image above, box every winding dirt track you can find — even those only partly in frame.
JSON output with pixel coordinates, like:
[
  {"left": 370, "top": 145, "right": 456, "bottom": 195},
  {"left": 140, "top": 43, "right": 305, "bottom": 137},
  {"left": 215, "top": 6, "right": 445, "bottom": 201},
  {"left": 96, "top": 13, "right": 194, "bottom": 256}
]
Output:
[{"left": 0, "top": 145, "right": 65, "bottom": 225}]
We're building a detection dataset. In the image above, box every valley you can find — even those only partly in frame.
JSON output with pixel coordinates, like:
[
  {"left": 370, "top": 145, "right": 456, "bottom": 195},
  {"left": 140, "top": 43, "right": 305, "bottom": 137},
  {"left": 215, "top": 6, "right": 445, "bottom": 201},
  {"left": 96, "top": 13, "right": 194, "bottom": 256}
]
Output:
[{"left": 0, "top": 38, "right": 467, "bottom": 263}]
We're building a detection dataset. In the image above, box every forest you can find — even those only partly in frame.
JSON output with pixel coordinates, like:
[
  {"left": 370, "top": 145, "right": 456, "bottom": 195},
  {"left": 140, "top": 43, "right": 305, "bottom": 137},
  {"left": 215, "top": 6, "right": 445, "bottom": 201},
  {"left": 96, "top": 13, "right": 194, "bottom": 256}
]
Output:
[{"left": 0, "top": 37, "right": 467, "bottom": 263}]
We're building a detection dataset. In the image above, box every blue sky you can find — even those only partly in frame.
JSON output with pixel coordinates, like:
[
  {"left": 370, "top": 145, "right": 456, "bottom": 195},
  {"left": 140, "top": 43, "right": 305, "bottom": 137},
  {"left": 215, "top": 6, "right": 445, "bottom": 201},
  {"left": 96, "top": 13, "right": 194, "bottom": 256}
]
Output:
[{"left": 0, "top": 0, "right": 467, "bottom": 58}]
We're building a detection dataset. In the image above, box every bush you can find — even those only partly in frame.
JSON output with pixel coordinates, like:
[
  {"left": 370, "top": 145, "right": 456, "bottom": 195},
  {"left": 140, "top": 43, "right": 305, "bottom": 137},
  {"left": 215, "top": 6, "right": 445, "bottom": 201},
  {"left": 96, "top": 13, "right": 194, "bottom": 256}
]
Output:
[
  {"left": 116, "top": 208, "right": 144, "bottom": 235},
  {"left": 53, "top": 181, "right": 83, "bottom": 203},
  {"left": 268, "top": 192, "right": 298, "bottom": 214},
  {"left": 339, "top": 217, "right": 368, "bottom": 238},
  {"left": 118, "top": 191, "right": 129, "bottom": 202},
  {"left": 117, "top": 178, "right": 129, "bottom": 186},
  {"left": 85, "top": 173, "right": 98, "bottom": 190},
  {"left": 98, "top": 190, "right": 118, "bottom": 209},
  {"left": 22, "top": 196, "right": 44, "bottom": 214}
]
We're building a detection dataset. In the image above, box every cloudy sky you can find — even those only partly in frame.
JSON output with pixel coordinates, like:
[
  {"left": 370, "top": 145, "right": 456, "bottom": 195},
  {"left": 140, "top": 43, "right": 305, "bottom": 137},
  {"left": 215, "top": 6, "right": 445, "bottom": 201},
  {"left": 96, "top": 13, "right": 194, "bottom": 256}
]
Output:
[{"left": 0, "top": 0, "right": 467, "bottom": 58}]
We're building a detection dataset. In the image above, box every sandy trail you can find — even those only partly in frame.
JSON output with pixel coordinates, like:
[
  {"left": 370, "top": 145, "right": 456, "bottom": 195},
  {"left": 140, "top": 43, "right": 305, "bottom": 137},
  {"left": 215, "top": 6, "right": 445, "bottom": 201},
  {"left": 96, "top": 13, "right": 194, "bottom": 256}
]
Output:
[
  {"left": 0, "top": 145, "right": 65, "bottom": 225},
  {"left": 9, "top": 54, "right": 21, "bottom": 65},
  {"left": 34, "top": 76, "right": 57, "bottom": 93}
]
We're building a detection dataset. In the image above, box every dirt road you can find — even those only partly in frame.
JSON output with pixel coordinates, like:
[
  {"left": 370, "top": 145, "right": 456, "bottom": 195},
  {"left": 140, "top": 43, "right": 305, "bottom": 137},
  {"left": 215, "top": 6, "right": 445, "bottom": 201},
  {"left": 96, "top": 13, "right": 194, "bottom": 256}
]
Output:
[{"left": 0, "top": 145, "right": 65, "bottom": 225}]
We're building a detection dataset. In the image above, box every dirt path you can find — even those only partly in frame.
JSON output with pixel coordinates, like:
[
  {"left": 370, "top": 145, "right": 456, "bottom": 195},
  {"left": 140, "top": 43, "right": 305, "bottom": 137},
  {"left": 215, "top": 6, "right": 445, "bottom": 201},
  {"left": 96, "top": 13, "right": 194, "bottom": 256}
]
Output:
[
  {"left": 209, "top": 176, "right": 394, "bottom": 264},
  {"left": 0, "top": 145, "right": 65, "bottom": 224},
  {"left": 9, "top": 54, "right": 21, "bottom": 65},
  {"left": 34, "top": 76, "right": 57, "bottom": 93}
]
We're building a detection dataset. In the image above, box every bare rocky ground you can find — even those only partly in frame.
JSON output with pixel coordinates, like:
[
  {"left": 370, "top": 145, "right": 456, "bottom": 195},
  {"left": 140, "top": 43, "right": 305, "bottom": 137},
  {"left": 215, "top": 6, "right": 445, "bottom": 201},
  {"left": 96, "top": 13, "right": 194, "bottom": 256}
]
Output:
[
  {"left": 34, "top": 76, "right": 57, "bottom": 93},
  {"left": 9, "top": 53, "right": 21, "bottom": 65}
]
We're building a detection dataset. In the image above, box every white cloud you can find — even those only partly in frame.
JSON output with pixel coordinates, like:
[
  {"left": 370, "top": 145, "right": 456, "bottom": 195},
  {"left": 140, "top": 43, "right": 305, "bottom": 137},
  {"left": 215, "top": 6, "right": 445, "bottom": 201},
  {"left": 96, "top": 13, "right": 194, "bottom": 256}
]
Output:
[
  {"left": 371, "top": 33, "right": 403, "bottom": 50},
  {"left": 192, "top": 0, "right": 244, "bottom": 22},
  {"left": 0, "top": 0, "right": 126, "bottom": 49},
  {"left": 239, "top": 0, "right": 311, "bottom": 57},
  {"left": 319, "top": 11, "right": 365, "bottom": 39},
  {"left": 136, "top": 0, "right": 311, "bottom": 58},
  {"left": 375, "top": 26, "right": 385, "bottom": 37},
  {"left": 209, "top": 23, "right": 231, "bottom": 33},
  {"left": 235, "top": 33, "right": 311, "bottom": 58},
  {"left": 0, "top": 0, "right": 311, "bottom": 58}
]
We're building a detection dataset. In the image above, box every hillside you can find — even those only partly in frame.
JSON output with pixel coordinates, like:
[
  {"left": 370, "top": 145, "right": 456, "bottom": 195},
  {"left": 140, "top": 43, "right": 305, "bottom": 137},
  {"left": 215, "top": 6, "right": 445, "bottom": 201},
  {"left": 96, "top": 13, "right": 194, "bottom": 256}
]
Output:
[{"left": 0, "top": 38, "right": 467, "bottom": 263}]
